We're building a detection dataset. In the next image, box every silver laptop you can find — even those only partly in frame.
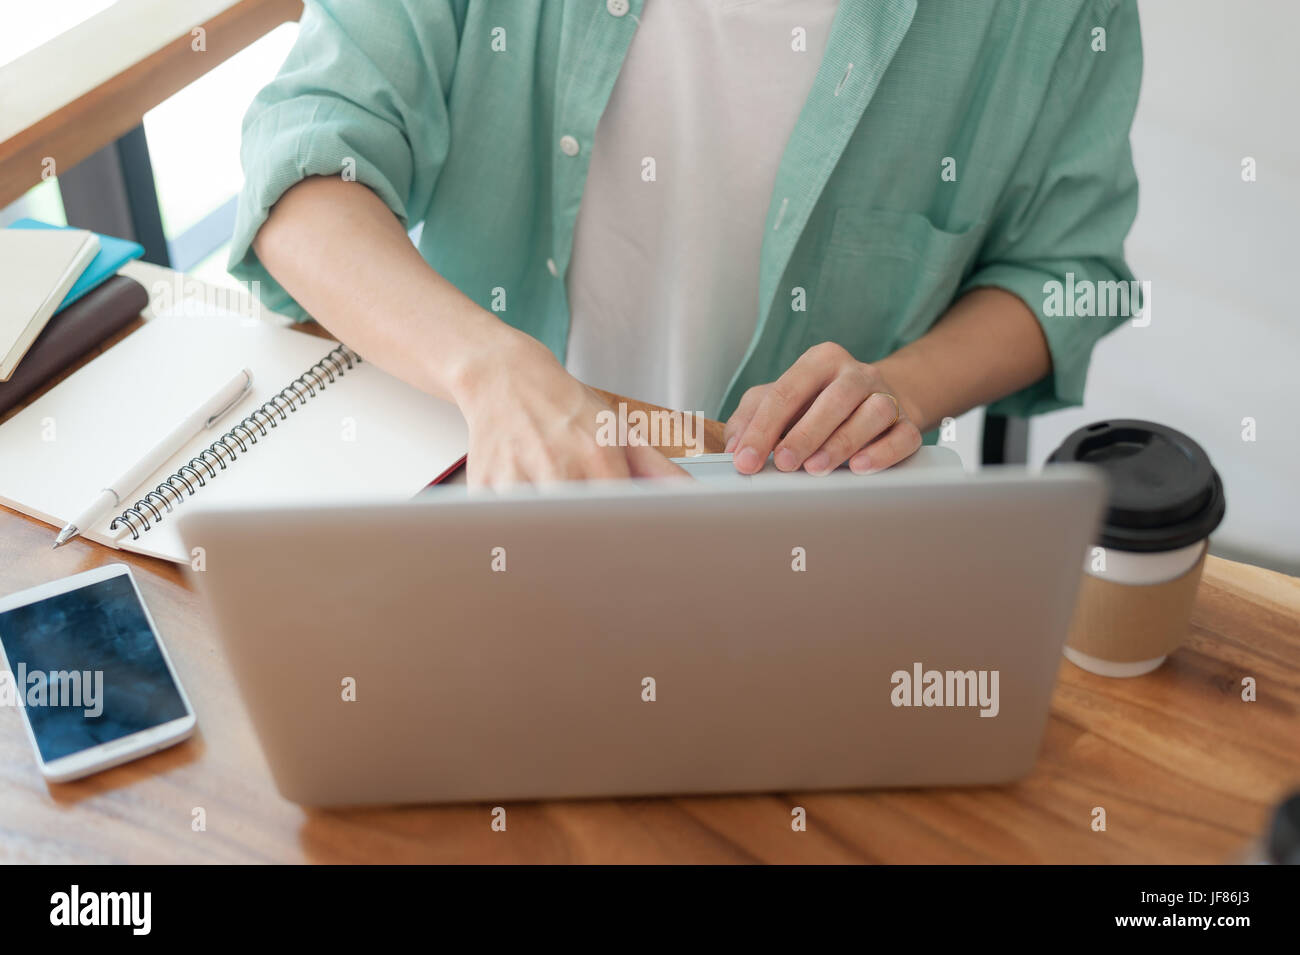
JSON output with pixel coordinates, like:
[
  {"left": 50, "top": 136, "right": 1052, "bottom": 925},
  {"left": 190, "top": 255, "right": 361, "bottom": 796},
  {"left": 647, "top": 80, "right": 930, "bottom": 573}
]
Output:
[{"left": 179, "top": 462, "right": 1104, "bottom": 806}]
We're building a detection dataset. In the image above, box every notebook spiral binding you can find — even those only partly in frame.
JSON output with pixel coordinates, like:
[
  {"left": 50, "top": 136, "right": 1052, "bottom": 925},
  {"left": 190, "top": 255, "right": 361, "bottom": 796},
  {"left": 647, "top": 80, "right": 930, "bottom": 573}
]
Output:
[{"left": 109, "top": 344, "right": 361, "bottom": 540}]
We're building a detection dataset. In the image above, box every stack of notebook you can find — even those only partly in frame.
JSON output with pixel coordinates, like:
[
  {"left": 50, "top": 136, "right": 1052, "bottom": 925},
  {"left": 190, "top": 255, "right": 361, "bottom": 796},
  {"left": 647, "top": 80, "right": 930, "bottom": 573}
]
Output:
[
  {"left": 0, "top": 226, "right": 99, "bottom": 379},
  {"left": 0, "top": 220, "right": 147, "bottom": 415}
]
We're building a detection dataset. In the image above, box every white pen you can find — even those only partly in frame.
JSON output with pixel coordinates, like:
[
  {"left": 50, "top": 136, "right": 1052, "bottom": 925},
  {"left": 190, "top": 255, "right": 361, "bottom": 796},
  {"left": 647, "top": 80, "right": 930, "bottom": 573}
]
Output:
[{"left": 52, "top": 368, "right": 254, "bottom": 548}]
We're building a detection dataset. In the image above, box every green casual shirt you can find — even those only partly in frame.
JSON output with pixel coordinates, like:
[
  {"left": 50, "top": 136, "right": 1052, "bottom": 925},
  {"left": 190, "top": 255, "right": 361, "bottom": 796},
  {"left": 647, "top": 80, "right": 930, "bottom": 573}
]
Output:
[{"left": 230, "top": 0, "right": 1142, "bottom": 421}]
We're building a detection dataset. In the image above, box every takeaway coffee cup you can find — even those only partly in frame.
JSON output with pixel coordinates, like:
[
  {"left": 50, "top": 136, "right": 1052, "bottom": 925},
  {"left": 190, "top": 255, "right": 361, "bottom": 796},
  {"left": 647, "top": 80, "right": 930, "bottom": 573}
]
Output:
[{"left": 1049, "top": 420, "right": 1226, "bottom": 677}]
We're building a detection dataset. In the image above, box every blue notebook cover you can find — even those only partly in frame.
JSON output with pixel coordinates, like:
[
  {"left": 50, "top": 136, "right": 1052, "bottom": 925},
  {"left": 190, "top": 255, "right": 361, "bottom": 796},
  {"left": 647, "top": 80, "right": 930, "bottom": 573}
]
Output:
[{"left": 7, "top": 218, "right": 145, "bottom": 314}]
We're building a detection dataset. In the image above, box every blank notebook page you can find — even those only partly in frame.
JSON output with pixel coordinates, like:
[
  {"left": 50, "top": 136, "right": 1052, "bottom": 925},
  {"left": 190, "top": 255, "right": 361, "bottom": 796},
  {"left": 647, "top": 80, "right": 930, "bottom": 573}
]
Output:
[{"left": 0, "top": 313, "right": 468, "bottom": 562}]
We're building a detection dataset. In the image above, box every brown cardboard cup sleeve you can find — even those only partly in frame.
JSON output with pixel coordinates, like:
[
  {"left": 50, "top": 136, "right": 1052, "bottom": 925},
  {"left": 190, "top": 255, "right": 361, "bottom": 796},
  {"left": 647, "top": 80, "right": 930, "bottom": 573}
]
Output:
[{"left": 1065, "top": 549, "right": 1208, "bottom": 664}]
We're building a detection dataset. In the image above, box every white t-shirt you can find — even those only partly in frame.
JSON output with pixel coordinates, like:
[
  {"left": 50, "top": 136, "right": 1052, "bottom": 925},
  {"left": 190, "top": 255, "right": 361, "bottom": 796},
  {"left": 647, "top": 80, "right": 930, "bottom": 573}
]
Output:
[{"left": 565, "top": 0, "right": 839, "bottom": 415}]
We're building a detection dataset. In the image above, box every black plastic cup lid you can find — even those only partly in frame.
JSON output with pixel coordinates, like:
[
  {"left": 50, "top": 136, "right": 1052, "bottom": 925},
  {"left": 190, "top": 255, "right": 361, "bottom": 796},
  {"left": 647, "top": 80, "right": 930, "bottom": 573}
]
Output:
[{"left": 1047, "top": 419, "right": 1225, "bottom": 553}]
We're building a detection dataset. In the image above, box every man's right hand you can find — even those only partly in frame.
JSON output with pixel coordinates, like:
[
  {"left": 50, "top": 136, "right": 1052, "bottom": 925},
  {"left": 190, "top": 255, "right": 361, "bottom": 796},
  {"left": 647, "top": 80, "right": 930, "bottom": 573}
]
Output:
[{"left": 453, "top": 331, "right": 688, "bottom": 488}]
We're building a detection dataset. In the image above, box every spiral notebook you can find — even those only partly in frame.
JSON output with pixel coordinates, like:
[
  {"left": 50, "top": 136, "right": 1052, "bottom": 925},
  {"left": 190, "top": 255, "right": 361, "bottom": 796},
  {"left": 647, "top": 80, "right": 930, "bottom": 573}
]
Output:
[{"left": 0, "top": 312, "right": 468, "bottom": 563}]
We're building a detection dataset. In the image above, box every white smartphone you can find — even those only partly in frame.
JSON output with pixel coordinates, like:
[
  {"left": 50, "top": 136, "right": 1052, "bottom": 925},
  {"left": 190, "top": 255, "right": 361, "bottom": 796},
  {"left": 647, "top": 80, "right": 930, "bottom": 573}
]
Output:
[{"left": 0, "top": 563, "right": 196, "bottom": 782}]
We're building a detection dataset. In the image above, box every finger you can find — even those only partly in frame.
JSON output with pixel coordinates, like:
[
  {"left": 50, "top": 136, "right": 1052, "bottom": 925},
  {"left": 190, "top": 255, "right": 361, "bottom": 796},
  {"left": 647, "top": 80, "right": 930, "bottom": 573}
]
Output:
[
  {"left": 466, "top": 458, "right": 484, "bottom": 488},
  {"left": 848, "top": 418, "right": 923, "bottom": 474},
  {"left": 731, "top": 387, "right": 823, "bottom": 459},
  {"left": 466, "top": 451, "right": 496, "bottom": 489},
  {"left": 579, "top": 446, "right": 632, "bottom": 482},
  {"left": 732, "top": 354, "right": 836, "bottom": 473},
  {"left": 479, "top": 457, "right": 527, "bottom": 491},
  {"left": 771, "top": 370, "right": 872, "bottom": 471},
  {"left": 626, "top": 443, "right": 692, "bottom": 479},
  {"left": 722, "top": 385, "right": 767, "bottom": 453},
  {"left": 803, "top": 391, "right": 902, "bottom": 475}
]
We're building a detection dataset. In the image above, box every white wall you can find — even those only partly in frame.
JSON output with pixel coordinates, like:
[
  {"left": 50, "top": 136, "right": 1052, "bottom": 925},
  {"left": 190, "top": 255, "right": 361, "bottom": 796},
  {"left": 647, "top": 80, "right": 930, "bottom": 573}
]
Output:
[{"left": 1010, "top": 0, "right": 1299, "bottom": 573}]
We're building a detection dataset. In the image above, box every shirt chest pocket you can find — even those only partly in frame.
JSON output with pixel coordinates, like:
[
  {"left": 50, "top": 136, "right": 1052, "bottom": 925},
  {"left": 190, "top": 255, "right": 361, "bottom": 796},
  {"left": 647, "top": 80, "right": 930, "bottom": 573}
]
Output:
[{"left": 805, "top": 208, "right": 984, "bottom": 359}]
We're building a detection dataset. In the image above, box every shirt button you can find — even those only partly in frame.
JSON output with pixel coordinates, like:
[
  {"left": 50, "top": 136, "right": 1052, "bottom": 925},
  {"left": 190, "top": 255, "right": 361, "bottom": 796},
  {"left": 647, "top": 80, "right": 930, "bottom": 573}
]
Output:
[
  {"left": 606, "top": 0, "right": 629, "bottom": 17},
  {"left": 559, "top": 134, "right": 580, "bottom": 157},
  {"left": 547, "top": 258, "right": 560, "bottom": 277}
]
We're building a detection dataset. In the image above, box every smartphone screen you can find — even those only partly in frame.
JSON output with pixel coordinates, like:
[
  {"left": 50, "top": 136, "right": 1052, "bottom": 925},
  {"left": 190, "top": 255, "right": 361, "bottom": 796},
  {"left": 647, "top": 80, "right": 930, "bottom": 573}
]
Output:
[{"left": 0, "top": 572, "right": 190, "bottom": 764}]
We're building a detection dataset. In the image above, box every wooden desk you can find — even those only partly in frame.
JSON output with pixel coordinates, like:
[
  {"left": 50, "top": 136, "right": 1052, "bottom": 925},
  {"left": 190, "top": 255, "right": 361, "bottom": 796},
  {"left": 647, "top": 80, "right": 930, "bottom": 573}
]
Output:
[
  {"left": 1, "top": 315, "right": 1297, "bottom": 863},
  {"left": 0, "top": 0, "right": 302, "bottom": 207}
]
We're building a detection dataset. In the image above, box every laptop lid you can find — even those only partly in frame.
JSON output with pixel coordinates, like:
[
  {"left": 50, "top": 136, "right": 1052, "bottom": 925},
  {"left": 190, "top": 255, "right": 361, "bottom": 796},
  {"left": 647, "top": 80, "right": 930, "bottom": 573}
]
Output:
[{"left": 180, "top": 465, "right": 1104, "bottom": 806}]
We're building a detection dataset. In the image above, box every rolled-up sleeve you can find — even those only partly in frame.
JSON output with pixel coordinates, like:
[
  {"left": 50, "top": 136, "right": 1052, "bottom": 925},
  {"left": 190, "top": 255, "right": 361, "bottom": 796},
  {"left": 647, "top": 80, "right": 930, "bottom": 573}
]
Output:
[
  {"left": 228, "top": 0, "right": 460, "bottom": 321},
  {"left": 959, "top": 0, "right": 1143, "bottom": 416}
]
